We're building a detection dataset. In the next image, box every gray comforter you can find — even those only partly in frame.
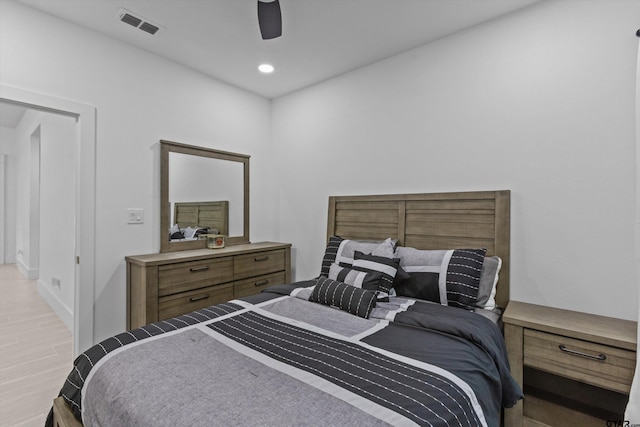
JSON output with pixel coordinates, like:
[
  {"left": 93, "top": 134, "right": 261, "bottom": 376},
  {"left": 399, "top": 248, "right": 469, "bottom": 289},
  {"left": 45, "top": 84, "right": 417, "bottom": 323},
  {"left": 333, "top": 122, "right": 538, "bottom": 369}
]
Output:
[{"left": 48, "top": 282, "right": 522, "bottom": 427}]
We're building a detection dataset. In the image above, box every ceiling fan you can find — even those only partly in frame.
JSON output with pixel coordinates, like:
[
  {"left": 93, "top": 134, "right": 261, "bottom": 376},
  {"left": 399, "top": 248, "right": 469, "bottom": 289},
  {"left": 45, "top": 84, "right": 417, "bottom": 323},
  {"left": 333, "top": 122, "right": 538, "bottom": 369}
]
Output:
[{"left": 257, "top": 0, "right": 282, "bottom": 40}]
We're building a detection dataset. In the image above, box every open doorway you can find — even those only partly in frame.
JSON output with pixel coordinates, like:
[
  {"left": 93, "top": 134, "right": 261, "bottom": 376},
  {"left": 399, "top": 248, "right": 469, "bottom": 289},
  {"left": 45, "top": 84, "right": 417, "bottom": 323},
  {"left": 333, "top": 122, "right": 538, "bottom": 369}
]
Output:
[
  {"left": 0, "top": 84, "right": 96, "bottom": 356},
  {"left": 3, "top": 110, "right": 78, "bottom": 333},
  {"left": 0, "top": 154, "right": 4, "bottom": 264}
]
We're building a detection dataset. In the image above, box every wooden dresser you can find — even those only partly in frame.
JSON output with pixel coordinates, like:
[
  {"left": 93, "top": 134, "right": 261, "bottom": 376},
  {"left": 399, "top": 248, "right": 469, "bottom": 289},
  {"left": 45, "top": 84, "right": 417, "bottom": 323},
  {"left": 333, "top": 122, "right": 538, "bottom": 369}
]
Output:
[
  {"left": 126, "top": 242, "right": 291, "bottom": 329},
  {"left": 503, "top": 301, "right": 637, "bottom": 427}
]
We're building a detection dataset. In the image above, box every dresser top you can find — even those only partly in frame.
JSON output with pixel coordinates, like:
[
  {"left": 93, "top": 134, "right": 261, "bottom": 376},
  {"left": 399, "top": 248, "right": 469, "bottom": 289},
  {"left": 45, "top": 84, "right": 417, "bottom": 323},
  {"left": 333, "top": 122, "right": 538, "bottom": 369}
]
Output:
[
  {"left": 503, "top": 300, "right": 637, "bottom": 351},
  {"left": 126, "top": 242, "right": 291, "bottom": 266}
]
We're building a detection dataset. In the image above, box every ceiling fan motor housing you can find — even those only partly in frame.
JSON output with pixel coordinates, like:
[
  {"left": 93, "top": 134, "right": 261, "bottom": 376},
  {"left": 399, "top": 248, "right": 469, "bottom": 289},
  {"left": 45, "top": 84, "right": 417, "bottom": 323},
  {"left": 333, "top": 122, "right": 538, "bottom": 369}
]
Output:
[{"left": 258, "top": 0, "right": 282, "bottom": 39}]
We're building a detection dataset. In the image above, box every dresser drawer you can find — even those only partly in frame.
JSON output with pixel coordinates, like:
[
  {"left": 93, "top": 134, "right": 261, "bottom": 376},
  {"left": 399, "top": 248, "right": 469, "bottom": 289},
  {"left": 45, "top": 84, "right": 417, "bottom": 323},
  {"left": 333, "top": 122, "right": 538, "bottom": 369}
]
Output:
[
  {"left": 234, "top": 249, "right": 286, "bottom": 280},
  {"left": 158, "top": 258, "right": 233, "bottom": 297},
  {"left": 523, "top": 329, "right": 635, "bottom": 394},
  {"left": 158, "top": 282, "right": 234, "bottom": 320},
  {"left": 234, "top": 271, "right": 287, "bottom": 299}
]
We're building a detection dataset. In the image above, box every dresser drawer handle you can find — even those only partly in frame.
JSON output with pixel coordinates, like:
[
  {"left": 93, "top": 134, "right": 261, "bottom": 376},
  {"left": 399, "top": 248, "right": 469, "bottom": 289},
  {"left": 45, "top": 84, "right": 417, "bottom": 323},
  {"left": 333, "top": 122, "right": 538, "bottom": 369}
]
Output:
[
  {"left": 254, "top": 256, "right": 269, "bottom": 262},
  {"left": 189, "top": 294, "right": 210, "bottom": 302},
  {"left": 254, "top": 280, "right": 269, "bottom": 287},
  {"left": 189, "top": 266, "right": 210, "bottom": 273},
  {"left": 558, "top": 344, "right": 606, "bottom": 361}
]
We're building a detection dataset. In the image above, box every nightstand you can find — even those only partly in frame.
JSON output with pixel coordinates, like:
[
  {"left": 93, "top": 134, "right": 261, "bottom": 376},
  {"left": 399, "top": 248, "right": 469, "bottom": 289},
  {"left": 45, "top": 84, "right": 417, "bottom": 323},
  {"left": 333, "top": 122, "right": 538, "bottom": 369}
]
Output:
[{"left": 503, "top": 301, "right": 637, "bottom": 427}]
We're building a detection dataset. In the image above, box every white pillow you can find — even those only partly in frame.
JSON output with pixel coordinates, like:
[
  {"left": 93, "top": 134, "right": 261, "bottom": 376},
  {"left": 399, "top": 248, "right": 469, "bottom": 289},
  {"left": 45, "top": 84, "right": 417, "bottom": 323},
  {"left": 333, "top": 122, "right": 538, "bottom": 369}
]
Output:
[{"left": 183, "top": 226, "right": 197, "bottom": 239}]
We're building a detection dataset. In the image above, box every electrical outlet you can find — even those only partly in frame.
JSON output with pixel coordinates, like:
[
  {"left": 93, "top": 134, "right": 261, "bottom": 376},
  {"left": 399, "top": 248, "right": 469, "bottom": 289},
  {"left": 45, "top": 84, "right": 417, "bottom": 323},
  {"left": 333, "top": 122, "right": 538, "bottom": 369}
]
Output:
[
  {"left": 127, "top": 208, "right": 144, "bottom": 224},
  {"left": 52, "top": 277, "right": 61, "bottom": 288}
]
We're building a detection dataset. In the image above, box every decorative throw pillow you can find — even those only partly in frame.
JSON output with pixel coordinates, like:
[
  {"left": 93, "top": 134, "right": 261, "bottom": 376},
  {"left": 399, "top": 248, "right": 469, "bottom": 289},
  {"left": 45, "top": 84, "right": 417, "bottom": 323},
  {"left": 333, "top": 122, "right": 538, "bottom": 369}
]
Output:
[
  {"left": 351, "top": 251, "right": 402, "bottom": 301},
  {"left": 328, "top": 264, "right": 382, "bottom": 292},
  {"left": 371, "top": 238, "right": 395, "bottom": 258},
  {"left": 183, "top": 226, "right": 197, "bottom": 239},
  {"left": 319, "top": 236, "right": 395, "bottom": 277},
  {"left": 309, "top": 277, "right": 377, "bottom": 319},
  {"left": 394, "top": 247, "right": 486, "bottom": 310},
  {"left": 475, "top": 256, "right": 502, "bottom": 310}
]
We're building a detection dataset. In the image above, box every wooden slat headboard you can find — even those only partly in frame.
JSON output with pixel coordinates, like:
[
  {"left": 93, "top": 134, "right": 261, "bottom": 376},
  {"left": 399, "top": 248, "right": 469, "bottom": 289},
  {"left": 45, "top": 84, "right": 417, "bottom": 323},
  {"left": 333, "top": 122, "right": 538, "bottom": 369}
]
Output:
[
  {"left": 327, "top": 190, "right": 510, "bottom": 309},
  {"left": 173, "top": 201, "right": 229, "bottom": 235}
]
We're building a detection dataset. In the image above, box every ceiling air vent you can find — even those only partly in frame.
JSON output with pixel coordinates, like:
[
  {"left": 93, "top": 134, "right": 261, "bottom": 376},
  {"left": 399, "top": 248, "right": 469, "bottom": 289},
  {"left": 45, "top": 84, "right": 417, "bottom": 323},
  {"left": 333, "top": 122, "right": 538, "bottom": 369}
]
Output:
[
  {"left": 120, "top": 12, "right": 142, "bottom": 28},
  {"left": 117, "top": 9, "right": 163, "bottom": 36},
  {"left": 138, "top": 21, "right": 160, "bottom": 35}
]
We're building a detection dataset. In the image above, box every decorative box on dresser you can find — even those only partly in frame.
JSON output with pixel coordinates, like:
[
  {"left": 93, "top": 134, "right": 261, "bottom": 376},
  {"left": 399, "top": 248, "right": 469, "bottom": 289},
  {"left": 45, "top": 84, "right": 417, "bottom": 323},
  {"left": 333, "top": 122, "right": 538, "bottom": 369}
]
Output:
[
  {"left": 126, "top": 242, "right": 291, "bottom": 330},
  {"left": 503, "top": 301, "right": 637, "bottom": 427}
]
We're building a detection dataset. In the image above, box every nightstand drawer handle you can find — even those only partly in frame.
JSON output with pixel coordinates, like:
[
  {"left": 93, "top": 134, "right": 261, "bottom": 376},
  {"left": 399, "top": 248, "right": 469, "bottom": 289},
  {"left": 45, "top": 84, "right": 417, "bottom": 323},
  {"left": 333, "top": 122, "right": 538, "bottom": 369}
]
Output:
[
  {"left": 254, "top": 280, "right": 269, "bottom": 287},
  {"left": 254, "top": 256, "right": 269, "bottom": 262},
  {"left": 189, "top": 266, "right": 210, "bottom": 273},
  {"left": 189, "top": 294, "right": 210, "bottom": 302},
  {"left": 559, "top": 344, "right": 606, "bottom": 361}
]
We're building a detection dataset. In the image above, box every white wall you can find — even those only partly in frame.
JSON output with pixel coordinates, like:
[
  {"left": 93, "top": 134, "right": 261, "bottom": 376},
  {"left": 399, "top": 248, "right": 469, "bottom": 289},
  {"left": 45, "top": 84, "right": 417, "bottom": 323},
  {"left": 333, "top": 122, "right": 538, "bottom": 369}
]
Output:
[
  {"left": 272, "top": 0, "right": 640, "bottom": 321},
  {"left": 12, "top": 111, "right": 38, "bottom": 278},
  {"left": 0, "top": 1, "right": 273, "bottom": 343},
  {"left": 38, "top": 111, "right": 76, "bottom": 330}
]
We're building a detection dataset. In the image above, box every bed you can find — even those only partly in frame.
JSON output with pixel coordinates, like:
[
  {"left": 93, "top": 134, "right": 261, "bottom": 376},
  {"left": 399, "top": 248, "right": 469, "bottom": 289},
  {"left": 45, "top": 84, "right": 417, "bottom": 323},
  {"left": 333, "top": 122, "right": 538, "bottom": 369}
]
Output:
[
  {"left": 48, "top": 190, "right": 521, "bottom": 427},
  {"left": 169, "top": 200, "right": 229, "bottom": 241}
]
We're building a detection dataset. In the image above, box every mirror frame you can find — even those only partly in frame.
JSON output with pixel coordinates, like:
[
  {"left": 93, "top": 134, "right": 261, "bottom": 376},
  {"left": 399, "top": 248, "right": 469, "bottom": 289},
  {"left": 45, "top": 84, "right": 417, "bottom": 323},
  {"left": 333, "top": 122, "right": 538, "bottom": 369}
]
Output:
[{"left": 160, "top": 140, "right": 250, "bottom": 253}]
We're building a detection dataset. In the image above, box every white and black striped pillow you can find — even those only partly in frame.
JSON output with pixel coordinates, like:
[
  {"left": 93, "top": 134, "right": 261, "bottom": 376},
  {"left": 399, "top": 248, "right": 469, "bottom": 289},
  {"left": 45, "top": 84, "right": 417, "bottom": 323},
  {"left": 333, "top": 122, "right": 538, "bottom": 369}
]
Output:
[
  {"left": 446, "top": 249, "right": 486, "bottom": 309},
  {"left": 351, "top": 251, "right": 401, "bottom": 301},
  {"left": 309, "top": 277, "right": 377, "bottom": 318},
  {"left": 320, "top": 236, "right": 345, "bottom": 277},
  {"left": 319, "top": 236, "right": 396, "bottom": 277},
  {"left": 328, "top": 264, "right": 382, "bottom": 292},
  {"left": 394, "top": 247, "right": 486, "bottom": 310}
]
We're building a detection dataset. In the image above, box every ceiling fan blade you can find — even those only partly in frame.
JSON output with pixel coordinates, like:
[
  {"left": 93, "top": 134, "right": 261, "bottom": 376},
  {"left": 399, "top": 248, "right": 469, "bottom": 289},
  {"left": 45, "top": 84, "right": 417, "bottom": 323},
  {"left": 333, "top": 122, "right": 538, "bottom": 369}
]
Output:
[{"left": 257, "top": 0, "right": 282, "bottom": 40}]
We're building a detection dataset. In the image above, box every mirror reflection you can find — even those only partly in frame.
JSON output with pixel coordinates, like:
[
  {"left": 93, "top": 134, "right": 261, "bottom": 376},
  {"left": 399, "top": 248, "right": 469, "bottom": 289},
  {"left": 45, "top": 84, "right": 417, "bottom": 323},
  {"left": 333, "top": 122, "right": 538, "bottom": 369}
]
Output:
[
  {"left": 160, "top": 140, "right": 250, "bottom": 253},
  {"left": 168, "top": 153, "right": 244, "bottom": 240}
]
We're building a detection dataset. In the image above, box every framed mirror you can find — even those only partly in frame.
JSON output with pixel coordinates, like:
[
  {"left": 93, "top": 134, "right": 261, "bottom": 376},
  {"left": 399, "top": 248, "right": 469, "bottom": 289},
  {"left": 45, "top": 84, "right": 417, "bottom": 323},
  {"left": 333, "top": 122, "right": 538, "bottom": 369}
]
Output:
[{"left": 160, "top": 140, "right": 250, "bottom": 253}]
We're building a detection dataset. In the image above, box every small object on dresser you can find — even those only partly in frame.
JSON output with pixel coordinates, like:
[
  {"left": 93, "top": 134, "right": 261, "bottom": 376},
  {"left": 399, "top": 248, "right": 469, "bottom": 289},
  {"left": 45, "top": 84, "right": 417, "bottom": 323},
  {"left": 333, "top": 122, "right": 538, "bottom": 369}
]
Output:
[{"left": 206, "top": 234, "right": 225, "bottom": 249}]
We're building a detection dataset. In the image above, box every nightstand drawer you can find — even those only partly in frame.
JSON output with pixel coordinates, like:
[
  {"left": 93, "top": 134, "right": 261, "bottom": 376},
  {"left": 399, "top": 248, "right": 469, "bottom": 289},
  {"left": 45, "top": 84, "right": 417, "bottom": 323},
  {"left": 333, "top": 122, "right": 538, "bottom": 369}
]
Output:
[
  {"left": 524, "top": 329, "right": 635, "bottom": 394},
  {"left": 158, "top": 282, "right": 234, "bottom": 320},
  {"left": 234, "top": 249, "right": 286, "bottom": 280},
  {"left": 158, "top": 258, "right": 234, "bottom": 296}
]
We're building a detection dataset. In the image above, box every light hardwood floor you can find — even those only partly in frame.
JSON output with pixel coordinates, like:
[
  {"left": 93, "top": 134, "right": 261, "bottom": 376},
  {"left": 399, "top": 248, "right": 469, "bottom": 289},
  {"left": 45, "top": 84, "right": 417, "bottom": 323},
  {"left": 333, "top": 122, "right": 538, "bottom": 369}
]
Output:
[{"left": 0, "top": 264, "right": 72, "bottom": 427}]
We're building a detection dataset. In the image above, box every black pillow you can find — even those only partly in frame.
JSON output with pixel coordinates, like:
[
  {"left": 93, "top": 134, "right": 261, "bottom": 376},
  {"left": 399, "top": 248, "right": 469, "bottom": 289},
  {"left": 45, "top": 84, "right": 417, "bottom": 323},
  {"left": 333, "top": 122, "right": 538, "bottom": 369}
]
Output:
[
  {"left": 393, "top": 273, "right": 442, "bottom": 302},
  {"left": 309, "top": 277, "right": 377, "bottom": 319},
  {"left": 170, "top": 231, "right": 185, "bottom": 239},
  {"left": 351, "top": 251, "right": 402, "bottom": 301},
  {"left": 328, "top": 264, "right": 382, "bottom": 292}
]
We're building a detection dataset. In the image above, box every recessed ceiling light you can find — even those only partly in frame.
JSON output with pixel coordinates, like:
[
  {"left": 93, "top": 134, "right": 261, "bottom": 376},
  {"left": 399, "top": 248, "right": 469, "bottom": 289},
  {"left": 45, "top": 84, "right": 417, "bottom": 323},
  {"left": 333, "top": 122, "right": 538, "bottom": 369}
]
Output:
[{"left": 258, "top": 63, "right": 274, "bottom": 73}]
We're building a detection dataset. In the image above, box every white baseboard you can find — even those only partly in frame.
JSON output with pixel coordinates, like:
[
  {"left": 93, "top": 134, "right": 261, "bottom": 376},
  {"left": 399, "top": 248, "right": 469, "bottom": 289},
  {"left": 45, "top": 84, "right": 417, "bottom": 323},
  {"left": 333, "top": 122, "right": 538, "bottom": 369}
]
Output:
[
  {"left": 16, "top": 258, "right": 39, "bottom": 280},
  {"left": 37, "top": 280, "right": 73, "bottom": 332}
]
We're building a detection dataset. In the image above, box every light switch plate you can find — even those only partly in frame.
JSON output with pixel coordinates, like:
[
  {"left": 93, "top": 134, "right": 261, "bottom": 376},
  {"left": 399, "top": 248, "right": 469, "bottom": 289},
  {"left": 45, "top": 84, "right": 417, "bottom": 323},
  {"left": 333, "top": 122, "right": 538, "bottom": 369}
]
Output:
[{"left": 127, "top": 208, "right": 144, "bottom": 224}]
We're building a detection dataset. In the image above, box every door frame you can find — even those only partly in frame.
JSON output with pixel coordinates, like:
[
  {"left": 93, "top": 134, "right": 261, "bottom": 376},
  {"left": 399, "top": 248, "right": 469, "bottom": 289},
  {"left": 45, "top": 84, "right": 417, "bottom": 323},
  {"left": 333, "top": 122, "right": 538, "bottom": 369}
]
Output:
[{"left": 0, "top": 84, "right": 96, "bottom": 356}]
